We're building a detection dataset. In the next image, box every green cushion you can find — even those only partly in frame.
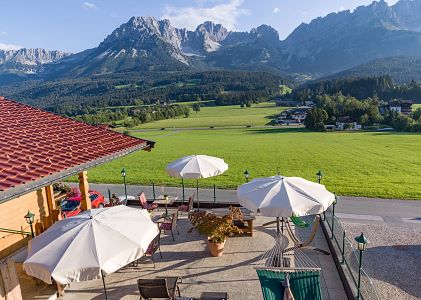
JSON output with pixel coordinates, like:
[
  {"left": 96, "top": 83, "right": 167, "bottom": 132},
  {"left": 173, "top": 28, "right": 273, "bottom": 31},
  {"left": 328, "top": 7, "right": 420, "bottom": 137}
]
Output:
[
  {"left": 256, "top": 270, "right": 323, "bottom": 300},
  {"left": 290, "top": 215, "right": 311, "bottom": 228}
]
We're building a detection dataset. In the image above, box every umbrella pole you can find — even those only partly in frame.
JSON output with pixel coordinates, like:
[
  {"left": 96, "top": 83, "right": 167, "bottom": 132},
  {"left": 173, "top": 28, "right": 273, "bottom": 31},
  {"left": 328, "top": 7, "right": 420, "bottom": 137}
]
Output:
[
  {"left": 281, "top": 217, "right": 284, "bottom": 235},
  {"left": 276, "top": 217, "right": 280, "bottom": 235},
  {"left": 196, "top": 179, "right": 200, "bottom": 211},
  {"left": 101, "top": 271, "right": 108, "bottom": 300},
  {"left": 213, "top": 184, "right": 216, "bottom": 208},
  {"left": 181, "top": 178, "right": 185, "bottom": 205},
  {"left": 280, "top": 217, "right": 284, "bottom": 267}
]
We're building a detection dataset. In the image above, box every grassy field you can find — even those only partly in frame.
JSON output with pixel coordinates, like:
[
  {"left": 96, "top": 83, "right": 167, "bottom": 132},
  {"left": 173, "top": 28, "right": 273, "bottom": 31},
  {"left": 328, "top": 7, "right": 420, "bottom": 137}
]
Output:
[
  {"left": 87, "top": 127, "right": 421, "bottom": 199},
  {"left": 132, "top": 102, "right": 286, "bottom": 129}
]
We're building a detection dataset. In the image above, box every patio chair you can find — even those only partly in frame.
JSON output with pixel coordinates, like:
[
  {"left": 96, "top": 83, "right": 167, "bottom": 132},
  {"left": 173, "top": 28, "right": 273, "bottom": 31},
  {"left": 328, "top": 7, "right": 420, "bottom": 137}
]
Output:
[
  {"left": 159, "top": 212, "right": 179, "bottom": 241},
  {"left": 178, "top": 193, "right": 195, "bottom": 214},
  {"left": 144, "top": 232, "right": 162, "bottom": 268},
  {"left": 139, "top": 192, "right": 158, "bottom": 211},
  {"left": 137, "top": 277, "right": 181, "bottom": 299}
]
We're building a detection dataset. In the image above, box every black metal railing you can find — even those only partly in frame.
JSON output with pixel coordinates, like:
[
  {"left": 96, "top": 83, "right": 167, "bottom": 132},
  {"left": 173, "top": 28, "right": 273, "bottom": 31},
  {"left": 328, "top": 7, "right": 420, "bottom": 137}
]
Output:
[{"left": 324, "top": 204, "right": 380, "bottom": 300}]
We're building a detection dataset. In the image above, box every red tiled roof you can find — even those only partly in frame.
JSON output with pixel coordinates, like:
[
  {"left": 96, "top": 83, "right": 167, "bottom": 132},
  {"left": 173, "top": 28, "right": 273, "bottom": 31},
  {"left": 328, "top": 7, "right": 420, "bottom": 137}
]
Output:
[{"left": 0, "top": 96, "right": 153, "bottom": 198}]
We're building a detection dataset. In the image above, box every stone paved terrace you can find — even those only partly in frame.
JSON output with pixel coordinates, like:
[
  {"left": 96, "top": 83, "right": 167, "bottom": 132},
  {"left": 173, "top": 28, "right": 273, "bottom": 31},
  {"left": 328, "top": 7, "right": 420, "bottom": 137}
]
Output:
[{"left": 19, "top": 211, "right": 346, "bottom": 300}]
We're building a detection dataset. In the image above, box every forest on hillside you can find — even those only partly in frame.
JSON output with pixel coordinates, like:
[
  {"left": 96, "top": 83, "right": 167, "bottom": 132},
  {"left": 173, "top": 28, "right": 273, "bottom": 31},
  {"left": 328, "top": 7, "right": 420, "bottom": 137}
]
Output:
[
  {"left": 0, "top": 70, "right": 288, "bottom": 115},
  {"left": 292, "top": 76, "right": 421, "bottom": 103}
]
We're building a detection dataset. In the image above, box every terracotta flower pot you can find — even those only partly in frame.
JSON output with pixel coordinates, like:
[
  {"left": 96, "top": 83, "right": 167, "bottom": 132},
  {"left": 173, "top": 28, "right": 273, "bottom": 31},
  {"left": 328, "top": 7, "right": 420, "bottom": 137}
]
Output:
[{"left": 207, "top": 239, "right": 226, "bottom": 257}]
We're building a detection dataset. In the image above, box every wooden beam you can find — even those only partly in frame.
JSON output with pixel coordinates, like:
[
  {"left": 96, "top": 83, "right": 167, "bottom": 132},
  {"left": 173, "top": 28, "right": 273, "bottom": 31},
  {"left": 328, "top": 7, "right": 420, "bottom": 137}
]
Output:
[
  {"left": 78, "top": 171, "right": 91, "bottom": 210},
  {"left": 51, "top": 209, "right": 62, "bottom": 222},
  {"left": 45, "top": 185, "right": 56, "bottom": 213}
]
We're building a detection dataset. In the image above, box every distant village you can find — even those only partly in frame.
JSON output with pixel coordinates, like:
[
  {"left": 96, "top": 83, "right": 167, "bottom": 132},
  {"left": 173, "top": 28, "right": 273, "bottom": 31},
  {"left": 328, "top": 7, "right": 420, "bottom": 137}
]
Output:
[{"left": 275, "top": 99, "right": 414, "bottom": 131}]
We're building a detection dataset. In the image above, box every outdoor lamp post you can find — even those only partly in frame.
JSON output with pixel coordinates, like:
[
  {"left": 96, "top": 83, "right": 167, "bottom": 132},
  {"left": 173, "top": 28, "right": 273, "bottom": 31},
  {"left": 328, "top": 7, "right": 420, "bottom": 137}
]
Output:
[
  {"left": 316, "top": 170, "right": 324, "bottom": 184},
  {"left": 24, "top": 211, "right": 35, "bottom": 238},
  {"left": 121, "top": 168, "right": 127, "bottom": 202},
  {"left": 331, "top": 193, "right": 338, "bottom": 239},
  {"left": 244, "top": 169, "right": 250, "bottom": 182},
  {"left": 355, "top": 232, "right": 368, "bottom": 300}
]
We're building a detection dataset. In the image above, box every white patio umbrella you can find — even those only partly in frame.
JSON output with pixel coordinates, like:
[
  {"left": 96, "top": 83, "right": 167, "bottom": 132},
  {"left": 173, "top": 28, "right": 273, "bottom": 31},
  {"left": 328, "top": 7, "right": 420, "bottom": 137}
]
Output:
[
  {"left": 23, "top": 206, "right": 159, "bottom": 298},
  {"left": 237, "top": 175, "right": 335, "bottom": 232},
  {"left": 166, "top": 155, "right": 228, "bottom": 210}
]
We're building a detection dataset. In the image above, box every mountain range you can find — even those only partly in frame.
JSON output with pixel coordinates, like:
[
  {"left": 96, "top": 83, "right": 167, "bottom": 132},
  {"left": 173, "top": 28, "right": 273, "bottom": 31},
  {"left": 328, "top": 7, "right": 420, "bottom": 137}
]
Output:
[
  {"left": 0, "top": 48, "right": 70, "bottom": 74},
  {"left": 2, "top": 0, "right": 421, "bottom": 83}
]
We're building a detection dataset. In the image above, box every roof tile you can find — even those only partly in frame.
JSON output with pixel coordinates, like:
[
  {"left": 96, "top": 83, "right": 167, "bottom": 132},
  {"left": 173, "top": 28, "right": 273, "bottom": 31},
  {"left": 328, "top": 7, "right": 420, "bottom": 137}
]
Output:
[{"left": 0, "top": 97, "right": 151, "bottom": 192}]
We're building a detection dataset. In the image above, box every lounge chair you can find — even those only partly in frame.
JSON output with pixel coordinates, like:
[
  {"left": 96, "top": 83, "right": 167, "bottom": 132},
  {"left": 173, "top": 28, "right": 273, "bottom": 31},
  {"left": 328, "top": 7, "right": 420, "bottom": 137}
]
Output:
[
  {"left": 256, "top": 269, "right": 323, "bottom": 300},
  {"left": 178, "top": 193, "right": 195, "bottom": 214},
  {"left": 255, "top": 233, "right": 323, "bottom": 300},
  {"left": 139, "top": 192, "right": 158, "bottom": 211},
  {"left": 137, "top": 277, "right": 181, "bottom": 299},
  {"left": 159, "top": 212, "right": 179, "bottom": 241}
]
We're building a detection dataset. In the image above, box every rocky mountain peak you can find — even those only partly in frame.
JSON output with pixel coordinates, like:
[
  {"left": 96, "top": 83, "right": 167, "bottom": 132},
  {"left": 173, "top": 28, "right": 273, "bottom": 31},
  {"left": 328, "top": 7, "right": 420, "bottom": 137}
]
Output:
[
  {"left": 250, "top": 25, "right": 280, "bottom": 44},
  {"left": 195, "top": 21, "right": 229, "bottom": 41},
  {"left": 100, "top": 16, "right": 183, "bottom": 57},
  {"left": 392, "top": 0, "right": 421, "bottom": 31},
  {"left": 0, "top": 48, "right": 71, "bottom": 74}
]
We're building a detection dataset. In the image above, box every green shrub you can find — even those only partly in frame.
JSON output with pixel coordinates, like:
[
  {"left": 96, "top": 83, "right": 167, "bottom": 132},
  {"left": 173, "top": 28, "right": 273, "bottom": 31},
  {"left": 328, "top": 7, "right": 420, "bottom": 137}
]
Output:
[{"left": 410, "top": 123, "right": 421, "bottom": 132}]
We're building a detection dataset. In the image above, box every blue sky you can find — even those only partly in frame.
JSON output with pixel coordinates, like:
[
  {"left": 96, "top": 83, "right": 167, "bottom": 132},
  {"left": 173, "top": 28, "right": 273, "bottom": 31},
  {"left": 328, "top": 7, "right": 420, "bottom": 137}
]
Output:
[{"left": 0, "top": 0, "right": 399, "bottom": 53}]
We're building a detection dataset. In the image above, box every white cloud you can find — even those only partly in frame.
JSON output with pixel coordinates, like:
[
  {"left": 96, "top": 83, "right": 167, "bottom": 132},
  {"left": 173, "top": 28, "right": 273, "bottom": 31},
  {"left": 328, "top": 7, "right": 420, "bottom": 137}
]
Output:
[
  {"left": 339, "top": 6, "right": 345, "bottom": 11},
  {"left": 0, "top": 43, "right": 22, "bottom": 51},
  {"left": 0, "top": 31, "right": 8, "bottom": 36},
  {"left": 82, "top": 2, "right": 97, "bottom": 9},
  {"left": 273, "top": 7, "right": 280, "bottom": 14},
  {"left": 162, "top": 0, "right": 249, "bottom": 31}
]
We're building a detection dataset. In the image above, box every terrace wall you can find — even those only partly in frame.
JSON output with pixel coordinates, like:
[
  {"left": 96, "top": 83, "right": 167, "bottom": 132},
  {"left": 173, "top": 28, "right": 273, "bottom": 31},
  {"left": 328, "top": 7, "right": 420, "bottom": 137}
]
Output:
[{"left": 0, "top": 189, "right": 48, "bottom": 259}]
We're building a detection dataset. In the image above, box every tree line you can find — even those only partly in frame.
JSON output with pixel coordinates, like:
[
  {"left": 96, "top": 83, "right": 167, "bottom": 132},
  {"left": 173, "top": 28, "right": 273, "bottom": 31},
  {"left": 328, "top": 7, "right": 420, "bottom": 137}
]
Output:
[
  {"left": 0, "top": 70, "right": 288, "bottom": 115},
  {"left": 292, "top": 75, "right": 421, "bottom": 103},
  {"left": 304, "top": 94, "right": 421, "bottom": 132},
  {"left": 73, "top": 104, "right": 190, "bottom": 128}
]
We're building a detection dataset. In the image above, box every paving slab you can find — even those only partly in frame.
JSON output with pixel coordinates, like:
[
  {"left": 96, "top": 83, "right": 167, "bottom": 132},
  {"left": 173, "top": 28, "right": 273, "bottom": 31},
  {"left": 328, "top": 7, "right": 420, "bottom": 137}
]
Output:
[{"left": 18, "top": 211, "right": 345, "bottom": 300}]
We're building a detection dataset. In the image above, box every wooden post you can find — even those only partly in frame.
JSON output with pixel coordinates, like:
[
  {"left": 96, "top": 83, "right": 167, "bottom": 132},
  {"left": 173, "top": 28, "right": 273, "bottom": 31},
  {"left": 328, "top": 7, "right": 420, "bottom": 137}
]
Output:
[
  {"left": 57, "top": 283, "right": 66, "bottom": 297},
  {"left": 34, "top": 221, "right": 44, "bottom": 236},
  {"left": 0, "top": 259, "right": 22, "bottom": 299},
  {"left": 41, "top": 215, "right": 53, "bottom": 230},
  {"left": 45, "top": 185, "right": 56, "bottom": 213},
  {"left": 51, "top": 209, "right": 62, "bottom": 222},
  {"left": 78, "top": 171, "right": 91, "bottom": 210}
]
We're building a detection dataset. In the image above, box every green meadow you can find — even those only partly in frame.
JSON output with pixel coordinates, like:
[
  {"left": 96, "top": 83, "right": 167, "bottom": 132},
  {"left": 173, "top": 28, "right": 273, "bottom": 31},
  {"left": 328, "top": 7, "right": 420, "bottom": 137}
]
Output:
[
  {"left": 88, "top": 127, "right": 421, "bottom": 200},
  {"left": 132, "top": 102, "right": 286, "bottom": 129}
]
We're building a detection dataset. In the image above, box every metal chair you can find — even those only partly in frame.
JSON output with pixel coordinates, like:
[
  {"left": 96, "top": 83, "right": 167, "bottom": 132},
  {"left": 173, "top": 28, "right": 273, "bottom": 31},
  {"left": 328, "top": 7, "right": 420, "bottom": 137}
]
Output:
[
  {"left": 159, "top": 212, "right": 179, "bottom": 241},
  {"left": 137, "top": 277, "right": 181, "bottom": 299},
  {"left": 139, "top": 192, "right": 158, "bottom": 211},
  {"left": 144, "top": 232, "right": 162, "bottom": 268},
  {"left": 178, "top": 193, "right": 195, "bottom": 214}
]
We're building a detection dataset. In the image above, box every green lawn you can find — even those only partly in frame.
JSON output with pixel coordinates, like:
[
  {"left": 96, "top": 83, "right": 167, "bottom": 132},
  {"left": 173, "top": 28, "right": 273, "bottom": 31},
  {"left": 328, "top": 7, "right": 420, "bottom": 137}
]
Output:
[
  {"left": 87, "top": 128, "right": 421, "bottom": 199},
  {"left": 132, "top": 102, "right": 286, "bottom": 129}
]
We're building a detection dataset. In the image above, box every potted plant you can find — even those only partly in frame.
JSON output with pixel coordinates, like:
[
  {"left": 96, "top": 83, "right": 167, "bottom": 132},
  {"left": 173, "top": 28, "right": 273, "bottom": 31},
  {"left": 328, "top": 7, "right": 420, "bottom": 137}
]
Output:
[
  {"left": 52, "top": 182, "right": 71, "bottom": 194},
  {"left": 188, "top": 207, "right": 244, "bottom": 257}
]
